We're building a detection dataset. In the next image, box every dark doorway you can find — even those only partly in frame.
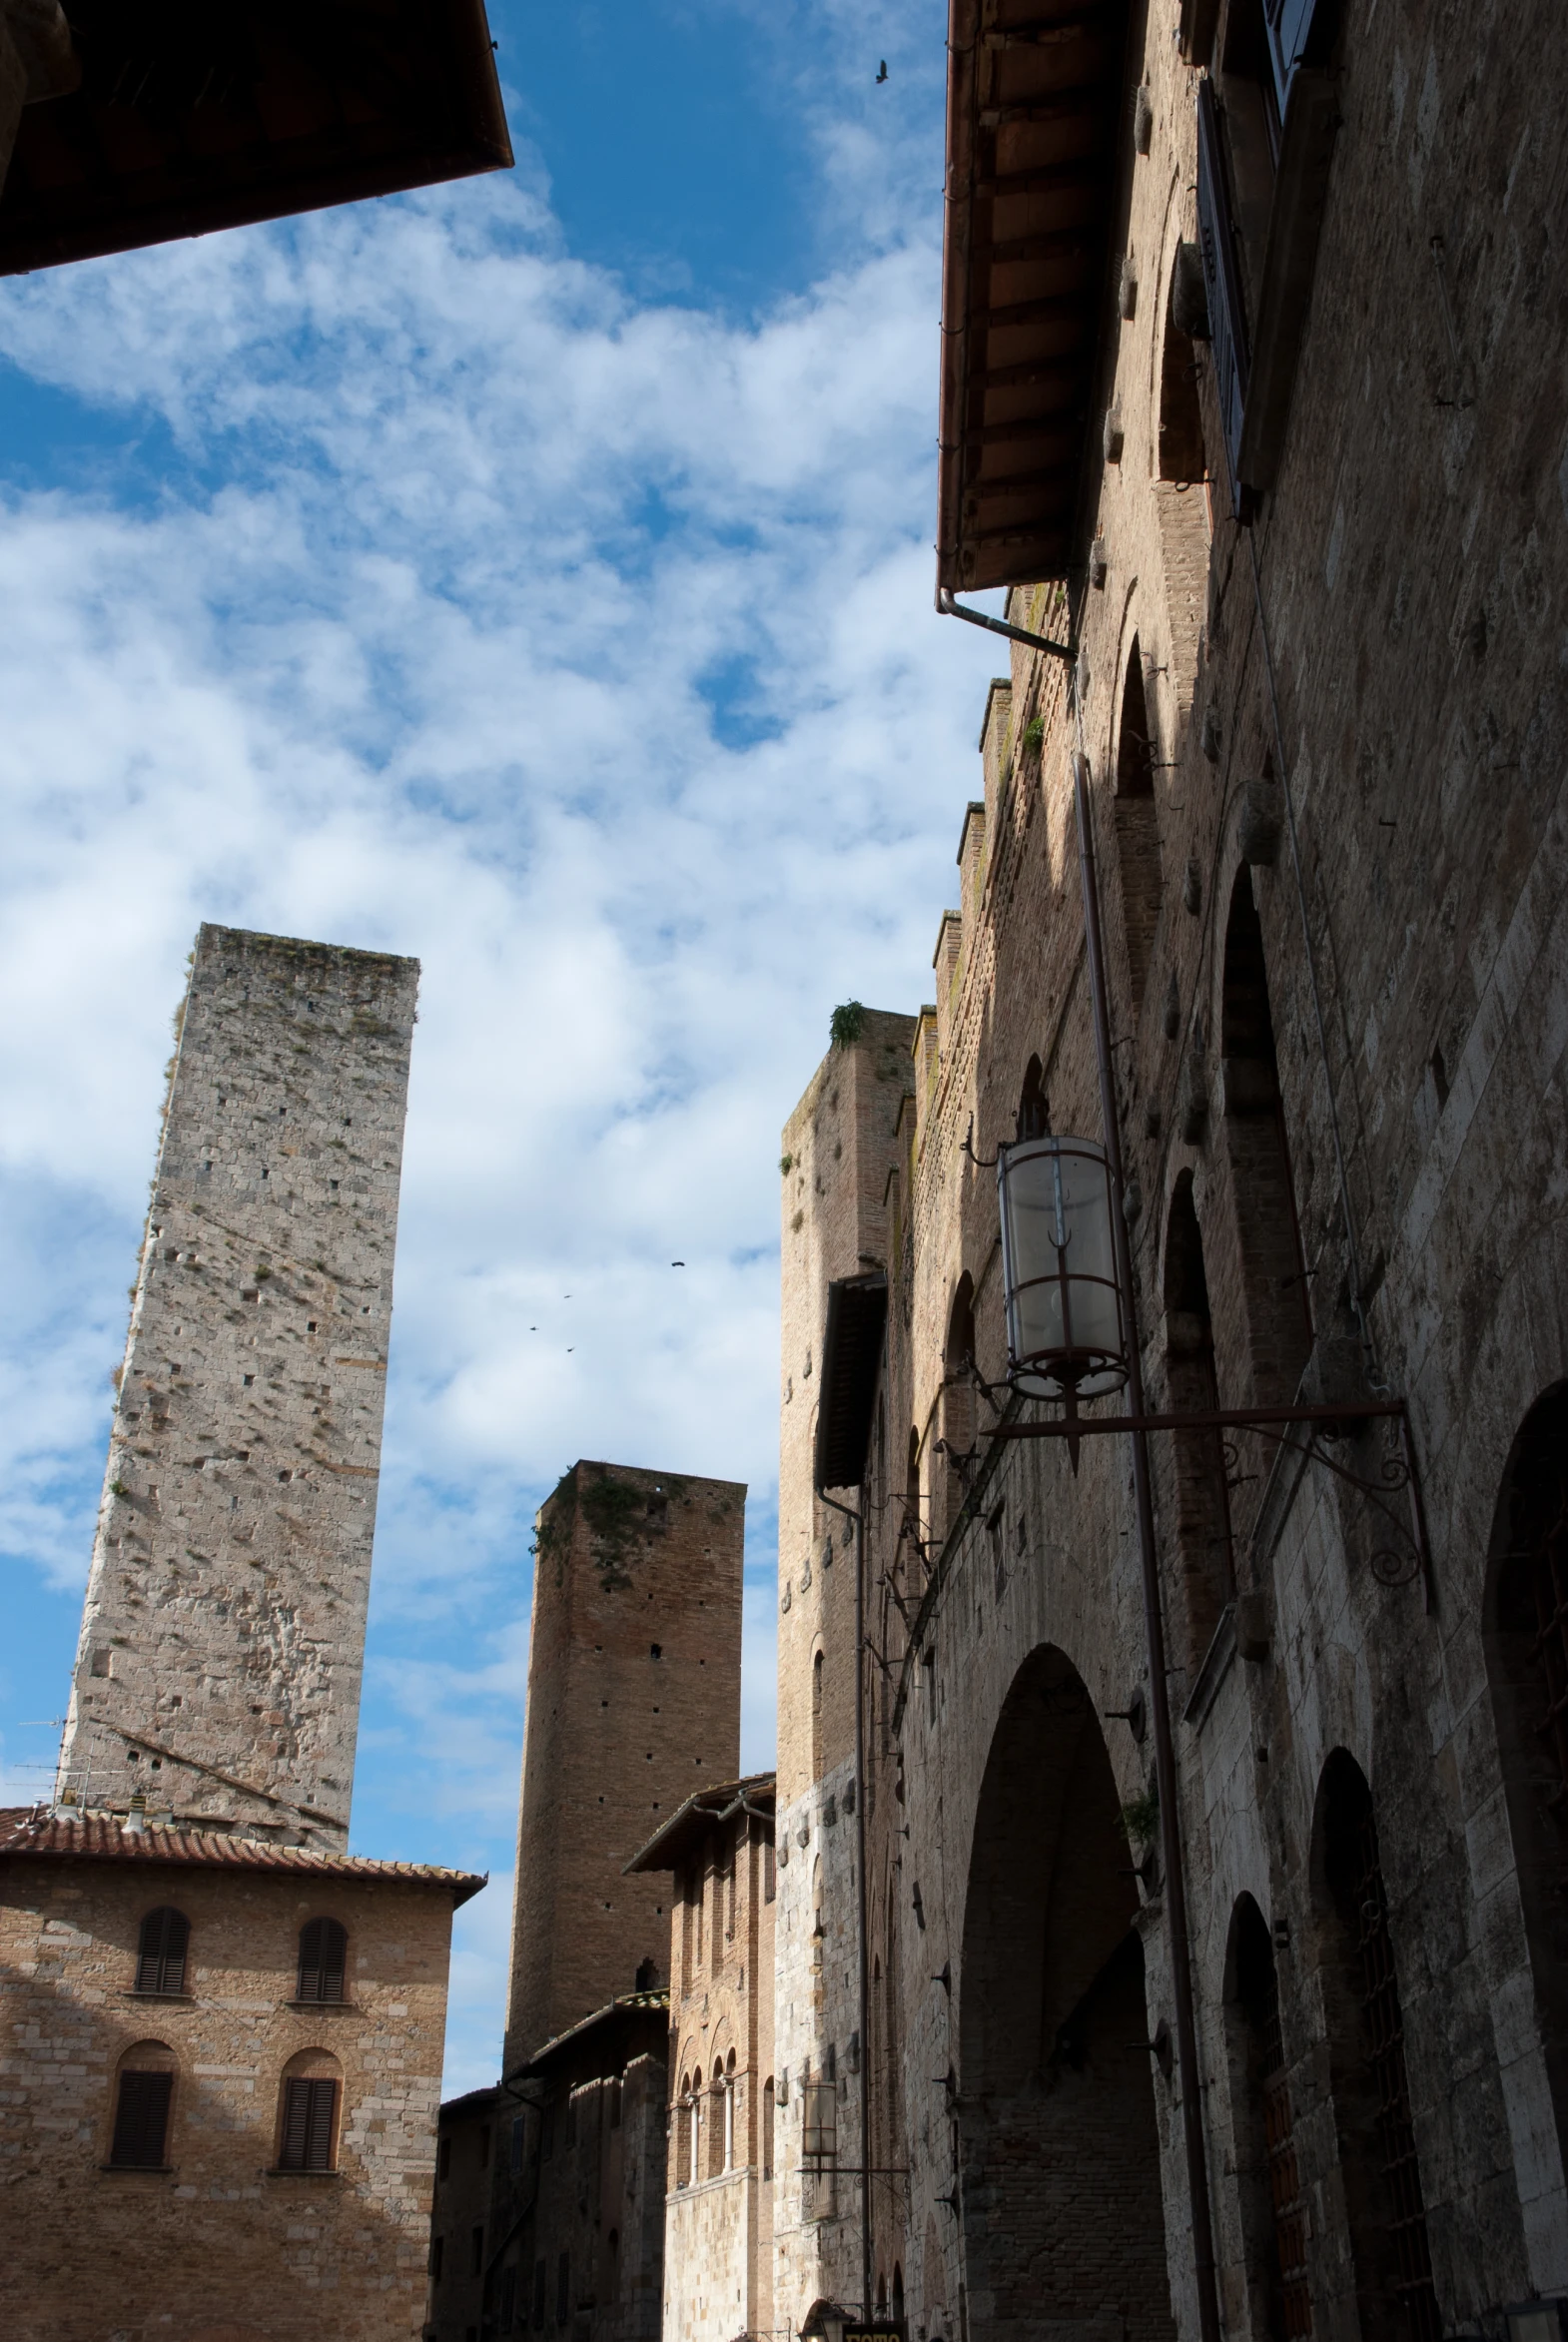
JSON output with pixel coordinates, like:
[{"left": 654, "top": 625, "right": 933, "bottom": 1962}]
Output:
[
  {"left": 1485, "top": 1382, "right": 1568, "bottom": 2178},
  {"left": 1224, "top": 1895, "right": 1312, "bottom": 2337},
  {"left": 1115, "top": 643, "right": 1165, "bottom": 1016},
  {"left": 1311, "top": 1752, "right": 1439, "bottom": 2342},
  {"left": 958, "top": 1646, "right": 1175, "bottom": 2342}
]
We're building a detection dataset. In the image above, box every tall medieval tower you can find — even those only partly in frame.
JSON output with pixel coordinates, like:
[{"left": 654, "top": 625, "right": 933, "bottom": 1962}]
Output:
[
  {"left": 56, "top": 924, "right": 419, "bottom": 1851},
  {"left": 774, "top": 1009, "right": 914, "bottom": 2329},
  {"left": 504, "top": 1459, "right": 745, "bottom": 2068}
]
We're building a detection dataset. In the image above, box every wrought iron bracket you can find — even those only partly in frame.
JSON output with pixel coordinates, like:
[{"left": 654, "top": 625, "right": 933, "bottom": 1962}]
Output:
[{"left": 989, "top": 1398, "right": 1434, "bottom": 1611}]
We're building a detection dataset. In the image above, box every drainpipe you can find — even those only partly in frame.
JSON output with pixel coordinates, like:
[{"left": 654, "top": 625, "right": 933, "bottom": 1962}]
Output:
[
  {"left": 1073, "top": 744, "right": 1223, "bottom": 2342},
  {"left": 817, "top": 1479, "right": 873, "bottom": 2326}
]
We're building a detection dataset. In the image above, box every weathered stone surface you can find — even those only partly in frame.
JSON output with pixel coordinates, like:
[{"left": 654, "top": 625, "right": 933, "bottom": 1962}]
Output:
[{"left": 58, "top": 924, "right": 419, "bottom": 1851}]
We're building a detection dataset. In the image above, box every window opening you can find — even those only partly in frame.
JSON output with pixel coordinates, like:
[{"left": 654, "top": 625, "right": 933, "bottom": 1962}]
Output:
[
  {"left": 297, "top": 1916, "right": 348, "bottom": 2003},
  {"left": 1164, "top": 1174, "right": 1234, "bottom": 1665},
  {"left": 1114, "top": 643, "right": 1164, "bottom": 1014},
  {"left": 1221, "top": 870, "right": 1312, "bottom": 1401},
  {"left": 279, "top": 2074, "right": 338, "bottom": 2171},
  {"left": 763, "top": 2077, "right": 775, "bottom": 2180},
  {"left": 135, "top": 1907, "right": 190, "bottom": 1995},
  {"left": 110, "top": 2061, "right": 174, "bottom": 2167},
  {"left": 1229, "top": 1897, "right": 1311, "bottom": 2337}
]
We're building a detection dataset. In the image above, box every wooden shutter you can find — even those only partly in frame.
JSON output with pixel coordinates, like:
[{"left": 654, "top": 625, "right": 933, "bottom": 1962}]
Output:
[
  {"left": 297, "top": 1917, "right": 348, "bottom": 2002},
  {"left": 280, "top": 2075, "right": 338, "bottom": 2169},
  {"left": 135, "top": 1907, "right": 190, "bottom": 1994},
  {"left": 110, "top": 2068, "right": 173, "bottom": 2166},
  {"left": 1196, "top": 79, "right": 1250, "bottom": 507}
]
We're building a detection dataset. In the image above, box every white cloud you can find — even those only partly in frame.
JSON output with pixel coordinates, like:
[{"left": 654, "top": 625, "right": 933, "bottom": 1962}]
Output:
[{"left": 0, "top": 15, "right": 997, "bottom": 2083}]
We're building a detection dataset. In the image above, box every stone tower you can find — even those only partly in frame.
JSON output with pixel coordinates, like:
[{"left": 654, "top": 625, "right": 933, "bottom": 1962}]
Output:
[
  {"left": 504, "top": 1460, "right": 745, "bottom": 2067},
  {"left": 56, "top": 923, "right": 419, "bottom": 1850}
]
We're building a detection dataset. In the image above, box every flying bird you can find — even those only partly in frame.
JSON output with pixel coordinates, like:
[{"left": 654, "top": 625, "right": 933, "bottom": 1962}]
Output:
[
  {"left": 876, "top": 59, "right": 888, "bottom": 82},
  {"left": 672, "top": 1260, "right": 685, "bottom": 1267}
]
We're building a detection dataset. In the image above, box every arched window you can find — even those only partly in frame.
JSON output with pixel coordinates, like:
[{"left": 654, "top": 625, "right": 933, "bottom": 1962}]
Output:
[
  {"left": 277, "top": 2048, "right": 343, "bottom": 2172},
  {"left": 689, "top": 2075, "right": 702, "bottom": 2187},
  {"left": 812, "top": 1649, "right": 825, "bottom": 1784},
  {"left": 723, "top": 2050, "right": 736, "bottom": 2171},
  {"left": 893, "top": 2263, "right": 905, "bottom": 2324},
  {"left": 708, "top": 2060, "right": 727, "bottom": 2180},
  {"left": 135, "top": 1907, "right": 189, "bottom": 1995},
  {"left": 903, "top": 1427, "right": 923, "bottom": 1578},
  {"left": 1159, "top": 286, "right": 1207, "bottom": 481},
  {"left": 1114, "top": 642, "right": 1164, "bottom": 1015},
  {"left": 1016, "top": 1054, "right": 1049, "bottom": 1142},
  {"left": 1224, "top": 1896, "right": 1311, "bottom": 2337},
  {"left": 1164, "top": 1174, "right": 1233, "bottom": 1667},
  {"left": 1485, "top": 1385, "right": 1568, "bottom": 2170},
  {"left": 109, "top": 2040, "right": 176, "bottom": 2167},
  {"left": 1221, "top": 869, "right": 1311, "bottom": 1402},
  {"left": 297, "top": 1916, "right": 348, "bottom": 2003},
  {"left": 762, "top": 2077, "right": 775, "bottom": 2181},
  {"left": 1311, "top": 1752, "right": 1439, "bottom": 2341},
  {"left": 942, "top": 1274, "right": 977, "bottom": 1533}
]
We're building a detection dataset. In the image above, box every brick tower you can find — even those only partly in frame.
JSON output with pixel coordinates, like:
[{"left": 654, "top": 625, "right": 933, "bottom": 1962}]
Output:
[
  {"left": 504, "top": 1460, "right": 745, "bottom": 2067},
  {"left": 56, "top": 923, "right": 419, "bottom": 1849}
]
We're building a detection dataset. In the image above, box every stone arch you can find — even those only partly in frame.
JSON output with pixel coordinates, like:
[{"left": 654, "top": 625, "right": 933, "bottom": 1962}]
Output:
[
  {"left": 1484, "top": 1382, "right": 1568, "bottom": 2178},
  {"left": 1221, "top": 1894, "right": 1310, "bottom": 2339},
  {"left": 1163, "top": 1173, "right": 1233, "bottom": 1669},
  {"left": 1309, "top": 1751, "right": 1439, "bottom": 2341},
  {"left": 1114, "top": 639, "right": 1164, "bottom": 1016},
  {"left": 957, "top": 1644, "right": 1174, "bottom": 2341},
  {"left": 1220, "top": 867, "right": 1311, "bottom": 1401}
]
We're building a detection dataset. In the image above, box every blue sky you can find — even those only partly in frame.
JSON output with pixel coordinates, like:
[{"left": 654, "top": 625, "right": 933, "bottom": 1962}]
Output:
[{"left": 0, "top": 0, "right": 1004, "bottom": 2093}]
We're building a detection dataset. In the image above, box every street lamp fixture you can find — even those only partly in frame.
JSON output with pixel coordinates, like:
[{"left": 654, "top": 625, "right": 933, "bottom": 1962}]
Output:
[{"left": 997, "top": 1132, "right": 1128, "bottom": 1401}]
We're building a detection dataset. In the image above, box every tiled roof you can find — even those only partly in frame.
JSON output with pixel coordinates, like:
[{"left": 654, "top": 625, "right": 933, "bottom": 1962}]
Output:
[
  {"left": 0, "top": 1808, "right": 486, "bottom": 1908},
  {"left": 623, "top": 1771, "right": 776, "bottom": 1875},
  {"left": 513, "top": 1988, "right": 671, "bottom": 2076}
]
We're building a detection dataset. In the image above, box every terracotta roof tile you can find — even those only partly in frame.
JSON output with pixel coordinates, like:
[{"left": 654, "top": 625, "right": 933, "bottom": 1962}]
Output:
[{"left": 0, "top": 1807, "right": 486, "bottom": 1908}]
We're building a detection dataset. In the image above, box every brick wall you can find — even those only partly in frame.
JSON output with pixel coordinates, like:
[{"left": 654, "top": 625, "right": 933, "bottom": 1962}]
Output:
[
  {"left": 0, "top": 1846, "right": 462, "bottom": 2342},
  {"left": 504, "top": 1463, "right": 744, "bottom": 2068}
]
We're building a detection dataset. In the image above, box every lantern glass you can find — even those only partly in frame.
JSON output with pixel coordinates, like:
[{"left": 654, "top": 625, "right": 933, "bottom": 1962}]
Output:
[{"left": 997, "top": 1135, "right": 1129, "bottom": 1398}]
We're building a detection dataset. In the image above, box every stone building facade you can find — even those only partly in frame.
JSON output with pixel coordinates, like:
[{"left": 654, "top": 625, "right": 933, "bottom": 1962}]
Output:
[
  {"left": 58, "top": 922, "right": 420, "bottom": 1851},
  {"left": 429, "top": 2083, "right": 503, "bottom": 2341},
  {"left": 0, "top": 1807, "right": 481, "bottom": 2342},
  {"left": 776, "top": 2, "right": 1568, "bottom": 2339},
  {"left": 627, "top": 1776, "right": 777, "bottom": 2342},
  {"left": 505, "top": 1461, "right": 746, "bottom": 2070}
]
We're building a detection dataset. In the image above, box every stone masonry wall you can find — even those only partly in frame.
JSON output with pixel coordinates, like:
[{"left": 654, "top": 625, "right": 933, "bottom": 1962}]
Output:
[
  {"left": 504, "top": 1462, "right": 745, "bottom": 2068},
  {"left": 778, "top": 2, "right": 1568, "bottom": 2334},
  {"left": 0, "top": 1850, "right": 458, "bottom": 2342},
  {"left": 58, "top": 924, "right": 419, "bottom": 1850},
  {"left": 775, "top": 1013, "right": 913, "bottom": 2333},
  {"left": 664, "top": 1802, "right": 775, "bottom": 2342}
]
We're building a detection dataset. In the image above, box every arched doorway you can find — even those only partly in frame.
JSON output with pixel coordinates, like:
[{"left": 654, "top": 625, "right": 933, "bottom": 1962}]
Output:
[
  {"left": 1310, "top": 1751, "right": 1439, "bottom": 2341},
  {"left": 1223, "top": 1894, "right": 1312, "bottom": 2338},
  {"left": 1484, "top": 1383, "right": 1568, "bottom": 2173},
  {"left": 958, "top": 1646, "right": 1175, "bottom": 2341}
]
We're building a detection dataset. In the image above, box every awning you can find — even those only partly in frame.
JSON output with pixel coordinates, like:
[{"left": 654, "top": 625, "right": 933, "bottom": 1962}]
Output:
[
  {"left": 0, "top": 0, "right": 511, "bottom": 276},
  {"left": 937, "top": 0, "right": 1135, "bottom": 593},
  {"left": 813, "top": 1272, "right": 888, "bottom": 1493}
]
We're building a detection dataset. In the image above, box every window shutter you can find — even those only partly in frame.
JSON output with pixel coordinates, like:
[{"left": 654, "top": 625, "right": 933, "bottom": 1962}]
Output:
[
  {"left": 297, "top": 1917, "right": 348, "bottom": 2002},
  {"left": 305, "top": 2077, "right": 337, "bottom": 2169},
  {"left": 111, "top": 2068, "right": 173, "bottom": 2166},
  {"left": 1196, "top": 79, "right": 1250, "bottom": 505},
  {"left": 281, "top": 2076, "right": 313, "bottom": 2167},
  {"left": 136, "top": 1907, "right": 190, "bottom": 1994}
]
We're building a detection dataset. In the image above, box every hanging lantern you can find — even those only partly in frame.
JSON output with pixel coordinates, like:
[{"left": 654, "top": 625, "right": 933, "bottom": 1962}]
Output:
[{"left": 997, "top": 1135, "right": 1129, "bottom": 1399}]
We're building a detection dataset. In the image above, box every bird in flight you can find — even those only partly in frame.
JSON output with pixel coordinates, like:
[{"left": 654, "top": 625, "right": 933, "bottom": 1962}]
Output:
[
  {"left": 876, "top": 59, "right": 888, "bottom": 82},
  {"left": 672, "top": 1260, "right": 685, "bottom": 1267}
]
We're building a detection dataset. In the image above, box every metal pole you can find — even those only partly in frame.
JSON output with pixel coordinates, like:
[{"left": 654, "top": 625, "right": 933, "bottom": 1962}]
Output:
[{"left": 1073, "top": 748, "right": 1222, "bottom": 2342}]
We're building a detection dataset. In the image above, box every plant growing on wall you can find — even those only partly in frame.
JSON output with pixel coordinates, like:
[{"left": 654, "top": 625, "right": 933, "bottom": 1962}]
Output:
[{"left": 830, "top": 1000, "right": 866, "bottom": 1048}]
